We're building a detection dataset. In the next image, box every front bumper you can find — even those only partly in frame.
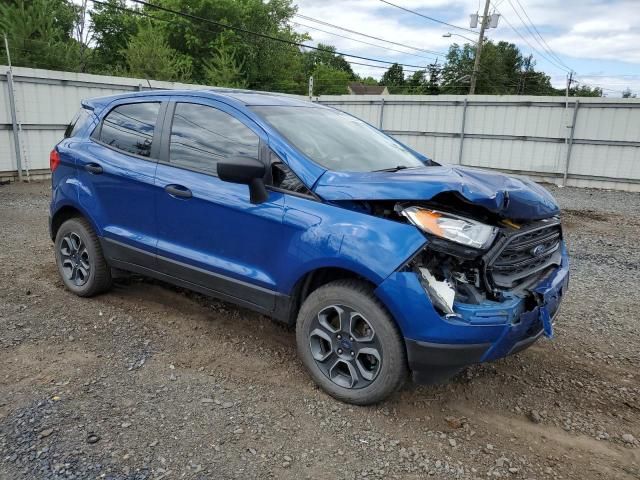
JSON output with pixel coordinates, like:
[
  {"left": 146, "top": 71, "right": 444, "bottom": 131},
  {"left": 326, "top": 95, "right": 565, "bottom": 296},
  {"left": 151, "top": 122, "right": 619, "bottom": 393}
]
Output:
[{"left": 375, "top": 243, "right": 569, "bottom": 383}]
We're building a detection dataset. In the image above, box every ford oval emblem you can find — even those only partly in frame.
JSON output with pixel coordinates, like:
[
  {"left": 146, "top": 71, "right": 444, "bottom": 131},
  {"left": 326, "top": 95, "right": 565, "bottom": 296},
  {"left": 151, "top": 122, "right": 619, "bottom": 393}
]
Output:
[{"left": 531, "top": 244, "right": 546, "bottom": 256}]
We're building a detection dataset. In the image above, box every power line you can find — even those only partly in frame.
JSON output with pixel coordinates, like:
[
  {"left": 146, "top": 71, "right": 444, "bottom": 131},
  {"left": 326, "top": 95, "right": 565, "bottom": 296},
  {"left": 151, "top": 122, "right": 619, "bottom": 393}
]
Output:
[
  {"left": 578, "top": 74, "right": 640, "bottom": 78},
  {"left": 510, "top": 0, "right": 571, "bottom": 71},
  {"left": 5, "top": 35, "right": 425, "bottom": 81},
  {"left": 377, "top": 0, "right": 476, "bottom": 34},
  {"left": 9, "top": 41, "right": 621, "bottom": 96},
  {"left": 572, "top": 78, "right": 625, "bottom": 95},
  {"left": 341, "top": 60, "right": 421, "bottom": 74},
  {"left": 291, "top": 20, "right": 439, "bottom": 62},
  {"left": 506, "top": 0, "right": 572, "bottom": 73},
  {"left": 116, "top": 0, "right": 429, "bottom": 70},
  {"left": 294, "top": 14, "right": 447, "bottom": 57},
  {"left": 499, "top": 4, "right": 570, "bottom": 73},
  {"left": 493, "top": 5, "right": 570, "bottom": 73}
]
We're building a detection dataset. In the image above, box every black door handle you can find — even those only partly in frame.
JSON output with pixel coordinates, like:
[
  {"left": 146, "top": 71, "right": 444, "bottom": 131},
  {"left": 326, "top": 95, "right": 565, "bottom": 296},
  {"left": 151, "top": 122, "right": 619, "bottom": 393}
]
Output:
[
  {"left": 85, "top": 163, "right": 103, "bottom": 174},
  {"left": 165, "top": 184, "right": 192, "bottom": 199}
]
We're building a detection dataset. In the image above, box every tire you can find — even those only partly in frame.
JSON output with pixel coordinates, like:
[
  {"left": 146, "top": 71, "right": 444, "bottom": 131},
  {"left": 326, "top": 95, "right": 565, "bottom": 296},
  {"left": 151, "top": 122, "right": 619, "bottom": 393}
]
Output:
[
  {"left": 296, "top": 279, "right": 407, "bottom": 405},
  {"left": 54, "top": 217, "right": 112, "bottom": 297}
]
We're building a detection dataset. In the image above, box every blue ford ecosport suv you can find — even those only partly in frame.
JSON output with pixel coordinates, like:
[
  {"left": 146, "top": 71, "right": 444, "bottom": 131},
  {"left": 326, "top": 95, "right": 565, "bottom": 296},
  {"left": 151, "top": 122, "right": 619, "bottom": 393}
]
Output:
[{"left": 49, "top": 89, "right": 569, "bottom": 405}]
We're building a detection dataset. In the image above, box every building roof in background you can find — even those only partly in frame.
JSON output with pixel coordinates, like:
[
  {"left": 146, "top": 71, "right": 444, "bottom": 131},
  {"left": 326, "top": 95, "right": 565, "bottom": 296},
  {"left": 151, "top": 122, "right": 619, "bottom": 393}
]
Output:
[{"left": 348, "top": 83, "right": 388, "bottom": 95}]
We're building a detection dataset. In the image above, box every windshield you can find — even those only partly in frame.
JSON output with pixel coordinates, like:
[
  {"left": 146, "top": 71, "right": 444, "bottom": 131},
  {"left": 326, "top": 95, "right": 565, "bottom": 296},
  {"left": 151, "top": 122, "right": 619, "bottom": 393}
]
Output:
[{"left": 251, "top": 106, "right": 426, "bottom": 172}]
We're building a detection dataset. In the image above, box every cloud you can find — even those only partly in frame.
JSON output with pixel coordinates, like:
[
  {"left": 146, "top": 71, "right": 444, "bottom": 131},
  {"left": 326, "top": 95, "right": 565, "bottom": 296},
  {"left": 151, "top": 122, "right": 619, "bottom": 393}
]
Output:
[
  {"left": 571, "top": 19, "right": 632, "bottom": 34},
  {"left": 294, "top": 0, "right": 640, "bottom": 96}
]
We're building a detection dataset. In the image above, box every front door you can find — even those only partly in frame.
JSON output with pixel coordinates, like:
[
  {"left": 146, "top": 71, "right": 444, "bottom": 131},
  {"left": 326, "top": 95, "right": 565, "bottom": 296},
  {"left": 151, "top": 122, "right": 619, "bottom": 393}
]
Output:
[{"left": 153, "top": 99, "right": 284, "bottom": 312}]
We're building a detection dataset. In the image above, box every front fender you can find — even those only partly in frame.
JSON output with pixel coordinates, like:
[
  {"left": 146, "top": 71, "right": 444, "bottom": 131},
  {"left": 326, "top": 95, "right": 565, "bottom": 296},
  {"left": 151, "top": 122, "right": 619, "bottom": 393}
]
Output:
[{"left": 276, "top": 195, "right": 426, "bottom": 294}]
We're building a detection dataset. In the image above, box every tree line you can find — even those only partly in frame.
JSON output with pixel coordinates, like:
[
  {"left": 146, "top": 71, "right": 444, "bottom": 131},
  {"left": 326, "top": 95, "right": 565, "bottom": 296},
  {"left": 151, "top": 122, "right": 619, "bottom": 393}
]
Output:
[{"left": 0, "top": 0, "right": 604, "bottom": 97}]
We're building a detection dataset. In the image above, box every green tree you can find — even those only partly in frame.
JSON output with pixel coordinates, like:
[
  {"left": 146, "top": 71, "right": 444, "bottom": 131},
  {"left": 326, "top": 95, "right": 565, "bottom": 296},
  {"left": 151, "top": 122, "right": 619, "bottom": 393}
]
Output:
[
  {"left": 301, "top": 43, "right": 355, "bottom": 95},
  {"left": 312, "top": 64, "right": 352, "bottom": 95},
  {"left": 570, "top": 84, "right": 602, "bottom": 97},
  {"left": 122, "top": 23, "right": 192, "bottom": 82},
  {"left": 426, "top": 62, "right": 441, "bottom": 94},
  {"left": 203, "top": 37, "right": 247, "bottom": 88},
  {"left": 0, "top": 0, "right": 83, "bottom": 71},
  {"left": 380, "top": 63, "right": 405, "bottom": 93},
  {"left": 302, "top": 43, "right": 354, "bottom": 79},
  {"left": 516, "top": 55, "right": 555, "bottom": 95},
  {"left": 357, "top": 76, "right": 379, "bottom": 85},
  {"left": 441, "top": 40, "right": 557, "bottom": 95},
  {"left": 89, "top": 0, "right": 140, "bottom": 73},
  {"left": 147, "top": 0, "right": 306, "bottom": 90},
  {"left": 622, "top": 88, "right": 637, "bottom": 98},
  {"left": 407, "top": 69, "right": 427, "bottom": 94},
  {"left": 440, "top": 43, "right": 474, "bottom": 93},
  {"left": 404, "top": 66, "right": 441, "bottom": 95}
]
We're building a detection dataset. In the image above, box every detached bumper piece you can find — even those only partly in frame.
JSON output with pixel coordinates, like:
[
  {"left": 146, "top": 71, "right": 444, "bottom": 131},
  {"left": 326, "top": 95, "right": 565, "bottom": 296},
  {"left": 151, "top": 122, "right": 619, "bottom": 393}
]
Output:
[{"left": 406, "top": 339, "right": 490, "bottom": 384}]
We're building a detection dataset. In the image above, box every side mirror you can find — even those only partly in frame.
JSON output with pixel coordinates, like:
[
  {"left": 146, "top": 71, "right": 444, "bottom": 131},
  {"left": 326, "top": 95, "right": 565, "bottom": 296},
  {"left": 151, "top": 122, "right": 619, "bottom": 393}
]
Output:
[{"left": 217, "top": 157, "right": 269, "bottom": 204}]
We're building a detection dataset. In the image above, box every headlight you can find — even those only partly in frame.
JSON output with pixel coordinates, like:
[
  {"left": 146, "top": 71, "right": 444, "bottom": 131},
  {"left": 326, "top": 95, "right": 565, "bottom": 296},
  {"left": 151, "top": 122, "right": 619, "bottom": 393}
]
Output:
[{"left": 400, "top": 207, "right": 497, "bottom": 249}]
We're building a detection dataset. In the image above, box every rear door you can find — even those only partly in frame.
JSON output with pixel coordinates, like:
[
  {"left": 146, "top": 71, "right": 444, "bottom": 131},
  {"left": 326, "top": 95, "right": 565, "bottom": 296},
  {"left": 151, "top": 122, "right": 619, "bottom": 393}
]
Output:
[
  {"left": 153, "top": 98, "right": 285, "bottom": 312},
  {"left": 78, "top": 98, "right": 167, "bottom": 268}
]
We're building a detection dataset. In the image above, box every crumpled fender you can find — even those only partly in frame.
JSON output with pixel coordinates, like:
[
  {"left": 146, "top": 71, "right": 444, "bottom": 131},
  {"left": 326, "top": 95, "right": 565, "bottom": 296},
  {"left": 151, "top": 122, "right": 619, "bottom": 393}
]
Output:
[{"left": 314, "top": 165, "right": 560, "bottom": 221}]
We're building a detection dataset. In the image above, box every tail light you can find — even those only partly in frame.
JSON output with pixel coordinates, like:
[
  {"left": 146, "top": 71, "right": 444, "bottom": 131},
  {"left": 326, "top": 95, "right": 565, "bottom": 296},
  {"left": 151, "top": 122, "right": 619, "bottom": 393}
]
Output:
[{"left": 50, "top": 149, "right": 60, "bottom": 172}]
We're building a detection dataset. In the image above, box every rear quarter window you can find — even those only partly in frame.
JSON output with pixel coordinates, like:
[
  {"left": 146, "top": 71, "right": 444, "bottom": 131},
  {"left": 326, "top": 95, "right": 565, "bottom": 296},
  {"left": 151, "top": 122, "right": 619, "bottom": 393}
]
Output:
[{"left": 64, "top": 107, "right": 93, "bottom": 138}]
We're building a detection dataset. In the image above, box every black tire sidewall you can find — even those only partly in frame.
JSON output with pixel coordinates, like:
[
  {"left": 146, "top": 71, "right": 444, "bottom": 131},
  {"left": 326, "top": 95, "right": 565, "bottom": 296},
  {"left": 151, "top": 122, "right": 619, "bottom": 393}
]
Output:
[
  {"left": 296, "top": 281, "right": 407, "bottom": 405},
  {"left": 54, "top": 219, "right": 100, "bottom": 296}
]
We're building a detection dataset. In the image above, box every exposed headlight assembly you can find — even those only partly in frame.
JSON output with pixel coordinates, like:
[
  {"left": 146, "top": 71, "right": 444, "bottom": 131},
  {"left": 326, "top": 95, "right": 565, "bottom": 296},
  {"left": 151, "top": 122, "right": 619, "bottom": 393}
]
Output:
[{"left": 400, "top": 207, "right": 498, "bottom": 249}]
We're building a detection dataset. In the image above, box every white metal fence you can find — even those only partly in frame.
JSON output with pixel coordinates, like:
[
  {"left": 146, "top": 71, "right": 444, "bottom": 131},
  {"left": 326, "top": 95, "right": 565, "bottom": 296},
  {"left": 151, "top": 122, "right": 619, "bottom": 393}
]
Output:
[
  {"left": 2, "top": 66, "right": 640, "bottom": 191},
  {"left": 319, "top": 94, "right": 640, "bottom": 191},
  {"left": 0, "top": 66, "right": 208, "bottom": 182}
]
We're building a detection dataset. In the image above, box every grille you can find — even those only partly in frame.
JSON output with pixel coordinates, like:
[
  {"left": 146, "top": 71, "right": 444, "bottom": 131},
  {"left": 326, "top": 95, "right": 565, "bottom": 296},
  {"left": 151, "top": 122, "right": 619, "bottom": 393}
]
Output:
[{"left": 487, "top": 221, "right": 562, "bottom": 289}]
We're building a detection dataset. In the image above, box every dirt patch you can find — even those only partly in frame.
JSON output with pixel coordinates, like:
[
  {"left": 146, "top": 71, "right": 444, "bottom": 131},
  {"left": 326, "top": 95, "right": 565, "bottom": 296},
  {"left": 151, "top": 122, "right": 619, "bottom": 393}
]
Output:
[
  {"left": 1, "top": 181, "right": 639, "bottom": 480},
  {"left": 563, "top": 208, "right": 610, "bottom": 222}
]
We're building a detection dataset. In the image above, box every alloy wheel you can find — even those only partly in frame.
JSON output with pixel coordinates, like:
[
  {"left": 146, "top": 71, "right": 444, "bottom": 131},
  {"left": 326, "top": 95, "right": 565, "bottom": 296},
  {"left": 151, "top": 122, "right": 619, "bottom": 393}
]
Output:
[
  {"left": 59, "top": 232, "right": 91, "bottom": 286},
  {"left": 308, "top": 305, "right": 382, "bottom": 389}
]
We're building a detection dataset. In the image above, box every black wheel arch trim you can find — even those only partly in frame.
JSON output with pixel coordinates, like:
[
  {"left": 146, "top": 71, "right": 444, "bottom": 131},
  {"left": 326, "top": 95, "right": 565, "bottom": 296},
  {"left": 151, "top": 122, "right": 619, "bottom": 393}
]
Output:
[{"left": 50, "top": 203, "right": 102, "bottom": 242}]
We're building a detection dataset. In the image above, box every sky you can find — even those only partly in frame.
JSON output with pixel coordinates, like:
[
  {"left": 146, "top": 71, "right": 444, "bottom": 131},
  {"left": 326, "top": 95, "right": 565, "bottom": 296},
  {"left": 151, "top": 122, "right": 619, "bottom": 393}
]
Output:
[{"left": 293, "top": 0, "right": 640, "bottom": 97}]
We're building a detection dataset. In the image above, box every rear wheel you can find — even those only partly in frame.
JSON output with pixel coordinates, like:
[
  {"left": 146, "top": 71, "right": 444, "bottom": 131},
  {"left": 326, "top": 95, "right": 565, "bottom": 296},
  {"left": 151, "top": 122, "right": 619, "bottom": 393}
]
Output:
[
  {"left": 54, "top": 217, "right": 112, "bottom": 297},
  {"left": 296, "top": 280, "right": 407, "bottom": 405}
]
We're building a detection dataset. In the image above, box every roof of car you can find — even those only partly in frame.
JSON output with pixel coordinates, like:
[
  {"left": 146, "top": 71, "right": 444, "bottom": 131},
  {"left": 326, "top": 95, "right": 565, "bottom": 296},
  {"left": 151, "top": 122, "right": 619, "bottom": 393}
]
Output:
[
  {"left": 84, "top": 88, "right": 315, "bottom": 112},
  {"left": 206, "top": 89, "right": 313, "bottom": 107}
]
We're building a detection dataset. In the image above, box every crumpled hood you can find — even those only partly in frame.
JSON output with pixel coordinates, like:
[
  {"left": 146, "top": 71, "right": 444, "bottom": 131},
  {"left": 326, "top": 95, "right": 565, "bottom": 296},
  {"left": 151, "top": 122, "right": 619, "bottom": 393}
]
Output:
[{"left": 313, "top": 165, "right": 560, "bottom": 220}]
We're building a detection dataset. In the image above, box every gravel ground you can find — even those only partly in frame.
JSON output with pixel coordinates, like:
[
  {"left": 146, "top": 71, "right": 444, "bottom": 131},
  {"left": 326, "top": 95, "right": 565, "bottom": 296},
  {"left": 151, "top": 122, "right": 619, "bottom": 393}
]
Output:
[{"left": 0, "top": 181, "right": 638, "bottom": 480}]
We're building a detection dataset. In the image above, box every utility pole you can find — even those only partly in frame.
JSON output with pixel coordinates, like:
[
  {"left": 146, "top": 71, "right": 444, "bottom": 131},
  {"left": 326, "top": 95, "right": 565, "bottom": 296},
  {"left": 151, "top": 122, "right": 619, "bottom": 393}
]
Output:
[
  {"left": 469, "top": 0, "right": 491, "bottom": 95},
  {"left": 565, "top": 71, "right": 574, "bottom": 106},
  {"left": 563, "top": 70, "right": 575, "bottom": 165},
  {"left": 4, "top": 33, "right": 24, "bottom": 182},
  {"left": 4, "top": 33, "right": 11, "bottom": 68}
]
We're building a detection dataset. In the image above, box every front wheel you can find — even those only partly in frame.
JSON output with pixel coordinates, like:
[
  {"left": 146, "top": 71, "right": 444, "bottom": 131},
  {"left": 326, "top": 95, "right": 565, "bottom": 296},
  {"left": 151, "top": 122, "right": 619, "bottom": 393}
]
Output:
[{"left": 296, "top": 280, "right": 408, "bottom": 405}]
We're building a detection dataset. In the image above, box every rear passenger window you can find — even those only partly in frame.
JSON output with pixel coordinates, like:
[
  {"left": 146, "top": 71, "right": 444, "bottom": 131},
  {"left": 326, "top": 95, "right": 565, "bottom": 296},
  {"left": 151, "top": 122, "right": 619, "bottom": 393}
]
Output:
[
  {"left": 99, "top": 102, "right": 160, "bottom": 157},
  {"left": 169, "top": 102, "right": 259, "bottom": 175}
]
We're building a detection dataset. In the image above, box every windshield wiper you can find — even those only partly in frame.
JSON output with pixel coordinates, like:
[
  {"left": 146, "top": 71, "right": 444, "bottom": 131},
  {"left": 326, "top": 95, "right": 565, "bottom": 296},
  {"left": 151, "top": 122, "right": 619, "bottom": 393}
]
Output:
[{"left": 373, "top": 165, "right": 410, "bottom": 172}]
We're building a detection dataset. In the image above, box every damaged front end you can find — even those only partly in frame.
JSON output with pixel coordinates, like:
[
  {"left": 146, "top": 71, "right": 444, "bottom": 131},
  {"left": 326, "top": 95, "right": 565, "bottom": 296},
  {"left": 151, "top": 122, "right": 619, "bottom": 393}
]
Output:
[
  {"left": 373, "top": 202, "right": 570, "bottom": 384},
  {"left": 412, "top": 215, "right": 564, "bottom": 323}
]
